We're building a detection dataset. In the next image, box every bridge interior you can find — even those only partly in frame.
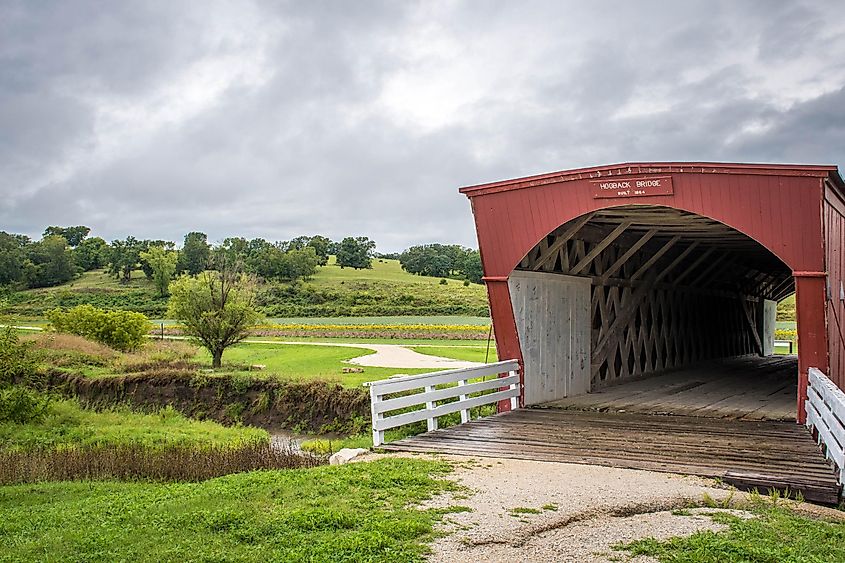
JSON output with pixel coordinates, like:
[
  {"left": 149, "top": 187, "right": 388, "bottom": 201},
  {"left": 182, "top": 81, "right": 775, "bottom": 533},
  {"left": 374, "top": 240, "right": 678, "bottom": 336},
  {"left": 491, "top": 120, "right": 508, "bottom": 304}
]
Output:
[{"left": 516, "top": 205, "right": 795, "bottom": 395}]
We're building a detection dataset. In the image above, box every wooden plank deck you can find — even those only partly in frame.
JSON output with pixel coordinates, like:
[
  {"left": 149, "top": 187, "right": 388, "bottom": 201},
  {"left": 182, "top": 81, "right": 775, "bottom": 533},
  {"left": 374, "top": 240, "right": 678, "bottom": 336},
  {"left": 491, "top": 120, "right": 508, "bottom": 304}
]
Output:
[
  {"left": 546, "top": 355, "right": 798, "bottom": 421},
  {"left": 383, "top": 408, "right": 840, "bottom": 505}
]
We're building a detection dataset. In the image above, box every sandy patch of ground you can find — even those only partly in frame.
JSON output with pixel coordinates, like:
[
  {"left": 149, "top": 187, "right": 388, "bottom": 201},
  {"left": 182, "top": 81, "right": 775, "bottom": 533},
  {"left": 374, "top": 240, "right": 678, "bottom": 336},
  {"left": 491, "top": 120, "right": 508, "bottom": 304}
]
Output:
[{"left": 412, "top": 454, "right": 743, "bottom": 563}]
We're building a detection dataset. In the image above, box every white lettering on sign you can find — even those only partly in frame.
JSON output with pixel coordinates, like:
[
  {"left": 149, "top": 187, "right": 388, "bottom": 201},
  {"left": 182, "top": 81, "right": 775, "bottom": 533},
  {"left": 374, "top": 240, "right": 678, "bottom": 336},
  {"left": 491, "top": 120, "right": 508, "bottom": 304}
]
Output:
[{"left": 591, "top": 176, "right": 673, "bottom": 199}]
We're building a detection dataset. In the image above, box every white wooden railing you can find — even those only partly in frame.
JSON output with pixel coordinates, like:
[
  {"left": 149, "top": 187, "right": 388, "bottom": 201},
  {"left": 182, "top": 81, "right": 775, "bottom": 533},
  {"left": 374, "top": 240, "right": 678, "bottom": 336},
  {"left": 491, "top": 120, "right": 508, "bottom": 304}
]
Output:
[
  {"left": 364, "top": 359, "right": 520, "bottom": 447},
  {"left": 806, "top": 367, "right": 845, "bottom": 490}
]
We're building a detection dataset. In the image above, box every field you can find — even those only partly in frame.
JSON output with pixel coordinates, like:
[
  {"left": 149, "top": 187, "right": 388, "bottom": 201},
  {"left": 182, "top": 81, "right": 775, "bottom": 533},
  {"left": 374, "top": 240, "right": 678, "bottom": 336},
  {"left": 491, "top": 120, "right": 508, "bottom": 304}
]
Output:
[
  {"left": 1, "top": 257, "right": 490, "bottom": 320},
  {"left": 0, "top": 458, "right": 460, "bottom": 562}
]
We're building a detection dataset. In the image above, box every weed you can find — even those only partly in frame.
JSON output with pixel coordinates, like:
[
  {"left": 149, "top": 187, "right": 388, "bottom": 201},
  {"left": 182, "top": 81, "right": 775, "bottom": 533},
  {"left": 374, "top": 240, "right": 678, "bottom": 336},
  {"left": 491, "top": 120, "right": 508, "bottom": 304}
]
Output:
[{"left": 509, "top": 506, "right": 542, "bottom": 516}]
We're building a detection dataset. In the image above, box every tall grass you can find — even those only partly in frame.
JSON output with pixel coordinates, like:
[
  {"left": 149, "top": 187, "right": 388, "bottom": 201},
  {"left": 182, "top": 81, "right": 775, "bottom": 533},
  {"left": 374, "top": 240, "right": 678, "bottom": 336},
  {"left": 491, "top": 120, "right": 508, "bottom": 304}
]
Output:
[{"left": 0, "top": 442, "right": 326, "bottom": 484}]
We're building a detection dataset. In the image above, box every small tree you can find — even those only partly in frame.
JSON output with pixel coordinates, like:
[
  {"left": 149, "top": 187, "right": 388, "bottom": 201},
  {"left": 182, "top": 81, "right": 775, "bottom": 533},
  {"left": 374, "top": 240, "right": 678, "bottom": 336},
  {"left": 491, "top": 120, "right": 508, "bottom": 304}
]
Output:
[
  {"left": 140, "top": 246, "right": 178, "bottom": 296},
  {"left": 167, "top": 270, "right": 261, "bottom": 368}
]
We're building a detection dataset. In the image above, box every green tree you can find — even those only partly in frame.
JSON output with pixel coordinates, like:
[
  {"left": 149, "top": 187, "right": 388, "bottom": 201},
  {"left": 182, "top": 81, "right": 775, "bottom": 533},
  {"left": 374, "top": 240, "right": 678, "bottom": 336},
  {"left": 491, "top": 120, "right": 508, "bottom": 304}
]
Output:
[
  {"left": 42, "top": 225, "right": 90, "bottom": 247},
  {"left": 306, "top": 235, "right": 331, "bottom": 266},
  {"left": 284, "top": 247, "right": 319, "bottom": 281},
  {"left": 167, "top": 270, "right": 261, "bottom": 368},
  {"left": 107, "top": 237, "right": 142, "bottom": 283},
  {"left": 73, "top": 237, "right": 108, "bottom": 271},
  {"left": 138, "top": 240, "right": 176, "bottom": 280},
  {"left": 336, "top": 237, "right": 376, "bottom": 269},
  {"left": 459, "top": 249, "right": 483, "bottom": 284},
  {"left": 179, "top": 232, "right": 210, "bottom": 275},
  {"left": 25, "top": 235, "right": 78, "bottom": 288},
  {"left": 399, "top": 244, "right": 471, "bottom": 278},
  {"left": 139, "top": 246, "right": 178, "bottom": 296},
  {"left": 0, "top": 232, "right": 29, "bottom": 287}
]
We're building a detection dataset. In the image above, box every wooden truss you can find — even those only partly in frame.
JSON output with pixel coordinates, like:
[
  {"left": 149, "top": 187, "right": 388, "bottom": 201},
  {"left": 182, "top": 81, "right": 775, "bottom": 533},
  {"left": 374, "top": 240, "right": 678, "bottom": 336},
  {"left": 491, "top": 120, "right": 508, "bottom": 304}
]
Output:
[{"left": 517, "top": 206, "right": 794, "bottom": 387}]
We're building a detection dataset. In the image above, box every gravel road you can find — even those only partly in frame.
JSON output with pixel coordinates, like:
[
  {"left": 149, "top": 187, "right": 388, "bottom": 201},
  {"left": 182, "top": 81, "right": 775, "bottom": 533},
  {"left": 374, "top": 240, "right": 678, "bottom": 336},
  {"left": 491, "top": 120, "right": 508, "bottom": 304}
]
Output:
[{"left": 417, "top": 454, "right": 741, "bottom": 563}]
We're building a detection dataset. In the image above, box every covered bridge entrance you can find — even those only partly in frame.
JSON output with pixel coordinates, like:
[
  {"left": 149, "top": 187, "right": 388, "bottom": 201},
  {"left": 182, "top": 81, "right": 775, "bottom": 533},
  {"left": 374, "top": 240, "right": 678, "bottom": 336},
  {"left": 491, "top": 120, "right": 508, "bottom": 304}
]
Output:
[
  {"left": 462, "top": 162, "right": 845, "bottom": 419},
  {"left": 384, "top": 162, "right": 845, "bottom": 503}
]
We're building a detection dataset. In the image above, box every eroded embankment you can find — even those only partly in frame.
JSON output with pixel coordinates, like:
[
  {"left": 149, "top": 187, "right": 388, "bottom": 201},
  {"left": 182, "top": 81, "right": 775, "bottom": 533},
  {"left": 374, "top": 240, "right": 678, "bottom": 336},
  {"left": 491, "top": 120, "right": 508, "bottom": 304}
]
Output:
[{"left": 44, "top": 370, "right": 370, "bottom": 434}]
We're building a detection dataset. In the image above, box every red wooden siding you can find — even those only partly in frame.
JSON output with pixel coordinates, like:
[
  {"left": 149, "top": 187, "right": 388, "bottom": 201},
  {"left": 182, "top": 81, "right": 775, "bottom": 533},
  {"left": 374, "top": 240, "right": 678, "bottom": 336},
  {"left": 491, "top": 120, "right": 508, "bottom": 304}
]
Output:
[
  {"left": 824, "top": 183, "right": 845, "bottom": 390},
  {"left": 462, "top": 162, "right": 844, "bottom": 420}
]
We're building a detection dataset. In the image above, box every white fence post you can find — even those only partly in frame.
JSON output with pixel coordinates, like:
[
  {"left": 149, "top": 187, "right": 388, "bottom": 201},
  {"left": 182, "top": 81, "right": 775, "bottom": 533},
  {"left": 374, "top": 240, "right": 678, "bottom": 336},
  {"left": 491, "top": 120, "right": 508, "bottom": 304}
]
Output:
[
  {"left": 364, "top": 359, "right": 521, "bottom": 448},
  {"left": 425, "top": 384, "right": 438, "bottom": 431},
  {"left": 805, "top": 367, "right": 845, "bottom": 493},
  {"left": 458, "top": 378, "right": 470, "bottom": 423},
  {"left": 369, "top": 384, "right": 384, "bottom": 447}
]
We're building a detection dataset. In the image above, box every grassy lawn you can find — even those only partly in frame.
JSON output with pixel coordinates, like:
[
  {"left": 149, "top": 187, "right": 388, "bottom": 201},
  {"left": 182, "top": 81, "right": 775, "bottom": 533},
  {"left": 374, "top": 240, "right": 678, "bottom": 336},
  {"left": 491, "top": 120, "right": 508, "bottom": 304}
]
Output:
[
  {"left": 410, "top": 345, "right": 499, "bottom": 363},
  {"left": 246, "top": 335, "right": 493, "bottom": 346},
  {"left": 262, "top": 315, "right": 490, "bottom": 325},
  {"left": 0, "top": 458, "right": 459, "bottom": 563},
  {"left": 200, "top": 342, "right": 428, "bottom": 387},
  {"left": 0, "top": 399, "right": 267, "bottom": 452},
  {"left": 620, "top": 504, "right": 845, "bottom": 562}
]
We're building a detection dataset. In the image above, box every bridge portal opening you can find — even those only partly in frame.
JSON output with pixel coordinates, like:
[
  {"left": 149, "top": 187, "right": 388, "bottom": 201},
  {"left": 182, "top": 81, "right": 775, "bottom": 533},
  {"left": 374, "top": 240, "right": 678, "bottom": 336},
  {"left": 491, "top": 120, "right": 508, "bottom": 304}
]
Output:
[{"left": 511, "top": 205, "right": 796, "bottom": 420}]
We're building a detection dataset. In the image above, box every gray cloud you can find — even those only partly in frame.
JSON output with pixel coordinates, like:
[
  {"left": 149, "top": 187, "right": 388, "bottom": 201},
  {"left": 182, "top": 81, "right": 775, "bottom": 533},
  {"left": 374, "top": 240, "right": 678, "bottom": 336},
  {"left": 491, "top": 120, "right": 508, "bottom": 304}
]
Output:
[{"left": 1, "top": 0, "right": 844, "bottom": 251}]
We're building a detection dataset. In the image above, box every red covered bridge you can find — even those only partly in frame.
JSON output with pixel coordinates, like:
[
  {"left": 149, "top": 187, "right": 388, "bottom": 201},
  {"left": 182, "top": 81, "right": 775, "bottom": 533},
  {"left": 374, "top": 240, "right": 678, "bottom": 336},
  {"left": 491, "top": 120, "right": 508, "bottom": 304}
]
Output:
[{"left": 385, "top": 162, "right": 845, "bottom": 503}]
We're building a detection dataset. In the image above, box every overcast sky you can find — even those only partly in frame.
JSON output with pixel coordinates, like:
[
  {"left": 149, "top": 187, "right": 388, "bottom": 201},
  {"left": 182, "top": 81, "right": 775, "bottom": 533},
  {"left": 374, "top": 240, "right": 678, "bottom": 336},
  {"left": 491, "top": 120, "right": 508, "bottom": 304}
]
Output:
[{"left": 2, "top": 1, "right": 844, "bottom": 252}]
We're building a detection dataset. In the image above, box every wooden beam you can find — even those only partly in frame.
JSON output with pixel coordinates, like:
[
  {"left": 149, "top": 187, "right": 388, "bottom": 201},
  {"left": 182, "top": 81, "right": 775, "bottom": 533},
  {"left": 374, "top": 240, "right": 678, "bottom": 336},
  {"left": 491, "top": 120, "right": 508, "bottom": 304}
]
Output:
[
  {"left": 600, "top": 228, "right": 657, "bottom": 282},
  {"left": 740, "top": 295, "right": 763, "bottom": 355},
  {"left": 532, "top": 213, "right": 595, "bottom": 271},
  {"left": 653, "top": 242, "right": 701, "bottom": 285},
  {"left": 630, "top": 236, "right": 681, "bottom": 281},
  {"left": 688, "top": 253, "right": 730, "bottom": 287},
  {"left": 594, "top": 242, "right": 702, "bottom": 365},
  {"left": 569, "top": 221, "right": 631, "bottom": 275},
  {"left": 672, "top": 247, "right": 716, "bottom": 285}
]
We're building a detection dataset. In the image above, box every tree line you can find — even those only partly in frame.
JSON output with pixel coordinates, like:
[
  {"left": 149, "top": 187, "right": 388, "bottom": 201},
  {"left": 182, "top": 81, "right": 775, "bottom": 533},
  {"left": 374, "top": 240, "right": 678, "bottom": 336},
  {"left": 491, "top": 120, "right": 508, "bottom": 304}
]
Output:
[
  {"left": 0, "top": 226, "right": 383, "bottom": 295},
  {"left": 398, "top": 244, "right": 483, "bottom": 284},
  {"left": 0, "top": 226, "right": 485, "bottom": 294}
]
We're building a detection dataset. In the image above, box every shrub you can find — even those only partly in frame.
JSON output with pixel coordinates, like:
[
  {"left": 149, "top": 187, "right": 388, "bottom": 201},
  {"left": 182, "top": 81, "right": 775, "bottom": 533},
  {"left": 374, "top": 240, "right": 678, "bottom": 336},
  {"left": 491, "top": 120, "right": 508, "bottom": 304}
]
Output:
[
  {"left": 47, "top": 304, "right": 150, "bottom": 351},
  {"left": 0, "top": 327, "right": 38, "bottom": 385},
  {"left": 0, "top": 386, "right": 49, "bottom": 424}
]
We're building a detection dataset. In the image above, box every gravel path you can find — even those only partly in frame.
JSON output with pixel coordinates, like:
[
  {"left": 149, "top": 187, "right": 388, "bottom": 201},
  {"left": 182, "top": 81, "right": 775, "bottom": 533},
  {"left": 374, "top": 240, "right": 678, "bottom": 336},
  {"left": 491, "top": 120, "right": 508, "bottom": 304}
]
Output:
[{"left": 414, "top": 454, "right": 742, "bottom": 563}]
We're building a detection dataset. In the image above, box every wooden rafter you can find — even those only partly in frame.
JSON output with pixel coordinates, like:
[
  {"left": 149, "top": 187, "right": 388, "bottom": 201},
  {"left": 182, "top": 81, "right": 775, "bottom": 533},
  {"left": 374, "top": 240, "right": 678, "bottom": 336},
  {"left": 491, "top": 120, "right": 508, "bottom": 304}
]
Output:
[
  {"left": 631, "top": 236, "right": 681, "bottom": 280},
  {"left": 570, "top": 221, "right": 632, "bottom": 275},
  {"left": 600, "top": 228, "right": 657, "bottom": 282},
  {"left": 532, "top": 213, "right": 595, "bottom": 271}
]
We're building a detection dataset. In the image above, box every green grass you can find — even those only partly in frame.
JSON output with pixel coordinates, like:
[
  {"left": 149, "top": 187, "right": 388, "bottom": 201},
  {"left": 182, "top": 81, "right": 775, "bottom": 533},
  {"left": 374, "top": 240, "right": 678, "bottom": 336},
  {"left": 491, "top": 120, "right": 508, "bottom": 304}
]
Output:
[
  {"left": 260, "top": 257, "right": 489, "bottom": 317},
  {"left": 620, "top": 505, "right": 845, "bottom": 562},
  {"left": 0, "top": 398, "right": 267, "bottom": 452},
  {"left": 410, "top": 345, "right": 498, "bottom": 363},
  {"left": 0, "top": 458, "right": 459, "bottom": 562},
  {"left": 201, "top": 343, "right": 429, "bottom": 387},
  {"left": 246, "top": 335, "right": 493, "bottom": 346},
  {"left": 262, "top": 315, "right": 491, "bottom": 325}
]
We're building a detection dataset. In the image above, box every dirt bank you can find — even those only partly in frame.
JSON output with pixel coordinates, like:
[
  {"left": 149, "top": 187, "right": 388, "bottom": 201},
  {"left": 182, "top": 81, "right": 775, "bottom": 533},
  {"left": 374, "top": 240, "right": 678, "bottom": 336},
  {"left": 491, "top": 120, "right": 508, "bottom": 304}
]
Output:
[{"left": 45, "top": 370, "right": 370, "bottom": 434}]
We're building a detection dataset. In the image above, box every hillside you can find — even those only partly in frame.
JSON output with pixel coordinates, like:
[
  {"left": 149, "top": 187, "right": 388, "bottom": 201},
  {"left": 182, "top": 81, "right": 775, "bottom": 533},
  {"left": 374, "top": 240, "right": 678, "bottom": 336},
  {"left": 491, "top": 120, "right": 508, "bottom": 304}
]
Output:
[{"left": 1, "top": 257, "right": 489, "bottom": 320}]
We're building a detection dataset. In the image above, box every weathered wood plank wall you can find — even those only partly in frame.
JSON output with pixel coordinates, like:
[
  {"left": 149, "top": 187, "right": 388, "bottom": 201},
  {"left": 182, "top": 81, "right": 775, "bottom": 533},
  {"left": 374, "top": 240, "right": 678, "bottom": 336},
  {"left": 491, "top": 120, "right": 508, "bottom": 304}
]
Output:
[{"left": 509, "top": 271, "right": 589, "bottom": 403}]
